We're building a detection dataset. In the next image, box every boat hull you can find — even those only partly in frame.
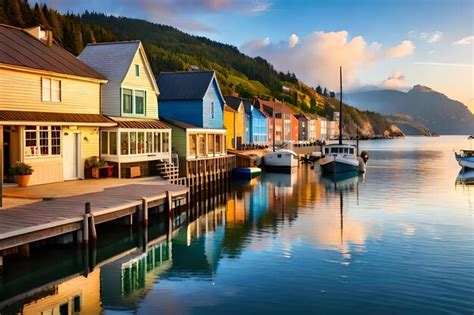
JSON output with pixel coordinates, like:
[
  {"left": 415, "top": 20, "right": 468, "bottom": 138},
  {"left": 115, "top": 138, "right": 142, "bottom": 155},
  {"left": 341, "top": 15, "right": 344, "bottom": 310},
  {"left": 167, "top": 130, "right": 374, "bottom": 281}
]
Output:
[
  {"left": 232, "top": 167, "right": 262, "bottom": 179},
  {"left": 455, "top": 152, "right": 474, "bottom": 169},
  {"left": 319, "top": 156, "right": 359, "bottom": 174}
]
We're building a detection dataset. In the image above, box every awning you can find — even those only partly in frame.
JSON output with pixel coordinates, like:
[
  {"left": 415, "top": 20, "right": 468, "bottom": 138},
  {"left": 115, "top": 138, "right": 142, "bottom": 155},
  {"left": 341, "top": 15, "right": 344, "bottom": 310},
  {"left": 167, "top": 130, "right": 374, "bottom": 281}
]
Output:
[
  {"left": 0, "top": 110, "right": 116, "bottom": 126},
  {"left": 109, "top": 117, "right": 171, "bottom": 129}
]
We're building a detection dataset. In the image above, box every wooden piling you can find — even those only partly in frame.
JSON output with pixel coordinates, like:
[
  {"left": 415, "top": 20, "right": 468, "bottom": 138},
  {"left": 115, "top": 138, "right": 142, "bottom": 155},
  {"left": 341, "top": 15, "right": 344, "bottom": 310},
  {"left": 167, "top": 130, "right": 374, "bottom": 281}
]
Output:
[
  {"left": 83, "top": 214, "right": 89, "bottom": 246},
  {"left": 142, "top": 197, "right": 148, "bottom": 226},
  {"left": 90, "top": 214, "right": 97, "bottom": 242}
]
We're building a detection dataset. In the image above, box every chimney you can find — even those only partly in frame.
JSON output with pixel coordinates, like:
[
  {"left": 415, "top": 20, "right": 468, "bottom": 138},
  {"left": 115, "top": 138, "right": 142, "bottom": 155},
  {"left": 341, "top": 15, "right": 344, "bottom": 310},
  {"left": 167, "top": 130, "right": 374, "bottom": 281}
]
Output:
[
  {"left": 25, "top": 26, "right": 53, "bottom": 47},
  {"left": 46, "top": 30, "right": 53, "bottom": 47}
]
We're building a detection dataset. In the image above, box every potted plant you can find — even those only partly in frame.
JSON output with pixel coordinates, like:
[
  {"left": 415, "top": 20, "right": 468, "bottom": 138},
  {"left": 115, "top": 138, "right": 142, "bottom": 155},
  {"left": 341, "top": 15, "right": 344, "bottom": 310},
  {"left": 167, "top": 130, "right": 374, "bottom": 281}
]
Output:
[
  {"left": 10, "top": 162, "right": 34, "bottom": 187},
  {"left": 98, "top": 159, "right": 113, "bottom": 178},
  {"left": 85, "top": 156, "right": 100, "bottom": 179}
]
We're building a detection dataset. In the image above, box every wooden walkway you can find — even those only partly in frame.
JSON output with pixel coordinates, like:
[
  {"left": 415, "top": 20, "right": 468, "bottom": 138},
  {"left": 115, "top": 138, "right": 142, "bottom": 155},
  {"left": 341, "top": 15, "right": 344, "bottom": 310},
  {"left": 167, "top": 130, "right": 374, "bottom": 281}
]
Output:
[{"left": 0, "top": 182, "right": 188, "bottom": 253}]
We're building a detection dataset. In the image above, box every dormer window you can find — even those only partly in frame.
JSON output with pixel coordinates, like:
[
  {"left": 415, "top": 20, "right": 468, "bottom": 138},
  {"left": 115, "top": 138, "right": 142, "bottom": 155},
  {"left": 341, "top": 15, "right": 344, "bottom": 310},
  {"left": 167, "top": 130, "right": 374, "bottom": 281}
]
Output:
[
  {"left": 42, "top": 78, "right": 61, "bottom": 102},
  {"left": 135, "top": 64, "right": 140, "bottom": 77}
]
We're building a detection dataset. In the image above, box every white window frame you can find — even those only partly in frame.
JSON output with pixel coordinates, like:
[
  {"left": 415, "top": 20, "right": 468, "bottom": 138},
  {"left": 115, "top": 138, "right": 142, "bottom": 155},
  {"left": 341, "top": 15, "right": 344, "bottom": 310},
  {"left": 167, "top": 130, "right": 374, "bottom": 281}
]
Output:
[
  {"left": 24, "top": 126, "right": 61, "bottom": 158},
  {"left": 121, "top": 88, "right": 146, "bottom": 117},
  {"left": 41, "top": 78, "right": 61, "bottom": 102}
]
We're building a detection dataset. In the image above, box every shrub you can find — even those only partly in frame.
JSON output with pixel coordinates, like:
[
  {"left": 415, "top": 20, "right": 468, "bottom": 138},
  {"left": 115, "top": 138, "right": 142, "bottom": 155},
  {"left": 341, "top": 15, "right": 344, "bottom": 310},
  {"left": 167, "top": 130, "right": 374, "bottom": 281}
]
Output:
[{"left": 10, "top": 162, "right": 34, "bottom": 176}]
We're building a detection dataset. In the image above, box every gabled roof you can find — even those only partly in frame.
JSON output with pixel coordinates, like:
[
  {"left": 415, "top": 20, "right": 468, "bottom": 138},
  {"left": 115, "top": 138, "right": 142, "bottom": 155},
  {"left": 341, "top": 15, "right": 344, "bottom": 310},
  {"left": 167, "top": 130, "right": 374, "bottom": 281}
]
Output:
[
  {"left": 0, "top": 24, "right": 105, "bottom": 81},
  {"left": 224, "top": 104, "right": 236, "bottom": 113},
  {"left": 0, "top": 110, "right": 115, "bottom": 126},
  {"left": 78, "top": 40, "right": 159, "bottom": 94},
  {"left": 224, "top": 96, "right": 243, "bottom": 112},
  {"left": 158, "top": 71, "right": 224, "bottom": 103}
]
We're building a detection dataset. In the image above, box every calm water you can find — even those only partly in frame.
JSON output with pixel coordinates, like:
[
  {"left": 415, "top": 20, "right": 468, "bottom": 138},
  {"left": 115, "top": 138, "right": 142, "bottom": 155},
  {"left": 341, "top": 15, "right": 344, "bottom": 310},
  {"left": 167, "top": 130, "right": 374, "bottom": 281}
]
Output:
[{"left": 0, "top": 136, "right": 473, "bottom": 314}]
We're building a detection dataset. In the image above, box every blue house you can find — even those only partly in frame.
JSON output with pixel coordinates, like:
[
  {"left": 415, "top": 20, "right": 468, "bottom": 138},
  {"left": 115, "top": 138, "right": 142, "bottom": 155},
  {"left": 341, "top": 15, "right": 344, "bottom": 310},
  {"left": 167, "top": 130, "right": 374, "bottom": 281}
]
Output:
[
  {"left": 225, "top": 96, "right": 268, "bottom": 145},
  {"left": 157, "top": 71, "right": 234, "bottom": 178},
  {"left": 158, "top": 71, "right": 224, "bottom": 129}
]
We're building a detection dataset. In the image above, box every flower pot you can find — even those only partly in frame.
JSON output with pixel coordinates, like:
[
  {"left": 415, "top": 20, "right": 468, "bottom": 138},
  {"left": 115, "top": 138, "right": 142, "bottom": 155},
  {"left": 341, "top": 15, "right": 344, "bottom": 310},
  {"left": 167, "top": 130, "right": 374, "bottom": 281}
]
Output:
[
  {"left": 16, "top": 175, "right": 31, "bottom": 187},
  {"left": 100, "top": 165, "right": 114, "bottom": 178},
  {"left": 91, "top": 167, "right": 100, "bottom": 179}
]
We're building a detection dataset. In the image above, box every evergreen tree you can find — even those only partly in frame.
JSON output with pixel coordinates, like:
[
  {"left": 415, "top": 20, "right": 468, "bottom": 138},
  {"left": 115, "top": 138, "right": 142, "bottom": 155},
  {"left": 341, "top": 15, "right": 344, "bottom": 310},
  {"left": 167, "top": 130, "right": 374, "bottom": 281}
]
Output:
[
  {"left": 19, "top": 0, "right": 33, "bottom": 26},
  {"left": 323, "top": 88, "right": 328, "bottom": 97},
  {"left": 316, "top": 85, "right": 323, "bottom": 95},
  {"left": 5, "top": 0, "right": 24, "bottom": 26},
  {"left": 32, "top": 3, "right": 48, "bottom": 27},
  {"left": 329, "top": 91, "right": 336, "bottom": 98}
]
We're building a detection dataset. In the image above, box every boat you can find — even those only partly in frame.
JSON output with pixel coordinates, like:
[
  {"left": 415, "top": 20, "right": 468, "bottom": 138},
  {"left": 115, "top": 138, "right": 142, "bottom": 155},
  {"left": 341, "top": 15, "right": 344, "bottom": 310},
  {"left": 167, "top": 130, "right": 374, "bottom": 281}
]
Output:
[
  {"left": 263, "top": 149, "right": 299, "bottom": 172},
  {"left": 232, "top": 167, "right": 262, "bottom": 179},
  {"left": 319, "top": 67, "right": 367, "bottom": 174},
  {"left": 455, "top": 136, "right": 474, "bottom": 169},
  {"left": 455, "top": 150, "right": 474, "bottom": 169},
  {"left": 319, "top": 143, "right": 360, "bottom": 173},
  {"left": 456, "top": 168, "right": 474, "bottom": 185}
]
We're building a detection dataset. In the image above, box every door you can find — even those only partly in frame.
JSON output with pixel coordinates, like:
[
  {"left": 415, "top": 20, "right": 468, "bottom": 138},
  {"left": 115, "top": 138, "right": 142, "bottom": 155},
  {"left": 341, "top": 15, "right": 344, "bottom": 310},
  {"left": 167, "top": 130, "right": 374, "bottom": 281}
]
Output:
[{"left": 63, "top": 132, "right": 80, "bottom": 180}]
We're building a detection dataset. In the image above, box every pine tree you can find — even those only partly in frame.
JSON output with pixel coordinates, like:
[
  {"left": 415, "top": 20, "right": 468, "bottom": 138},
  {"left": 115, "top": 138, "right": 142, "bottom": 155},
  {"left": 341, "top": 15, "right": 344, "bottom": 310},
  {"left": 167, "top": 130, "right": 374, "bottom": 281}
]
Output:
[
  {"left": 323, "top": 88, "right": 328, "bottom": 97},
  {"left": 32, "top": 3, "right": 48, "bottom": 27},
  {"left": 5, "top": 0, "right": 24, "bottom": 26},
  {"left": 316, "top": 85, "right": 322, "bottom": 95}
]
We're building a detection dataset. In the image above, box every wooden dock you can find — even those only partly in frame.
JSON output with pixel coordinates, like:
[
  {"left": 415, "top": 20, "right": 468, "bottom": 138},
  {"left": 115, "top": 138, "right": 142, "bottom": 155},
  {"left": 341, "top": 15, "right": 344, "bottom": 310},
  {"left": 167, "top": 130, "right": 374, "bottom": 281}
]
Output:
[{"left": 0, "top": 182, "right": 188, "bottom": 269}]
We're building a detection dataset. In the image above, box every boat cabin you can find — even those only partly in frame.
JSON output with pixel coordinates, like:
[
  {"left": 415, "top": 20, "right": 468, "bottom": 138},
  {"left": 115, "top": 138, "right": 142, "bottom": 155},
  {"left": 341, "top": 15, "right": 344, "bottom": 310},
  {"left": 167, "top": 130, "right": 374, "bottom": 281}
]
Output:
[{"left": 323, "top": 144, "right": 356, "bottom": 156}]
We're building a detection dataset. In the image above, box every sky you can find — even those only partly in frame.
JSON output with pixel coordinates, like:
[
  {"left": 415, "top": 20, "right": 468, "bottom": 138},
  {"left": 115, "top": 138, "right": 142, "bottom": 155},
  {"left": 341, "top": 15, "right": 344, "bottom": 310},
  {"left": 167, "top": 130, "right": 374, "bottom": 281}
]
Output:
[{"left": 41, "top": 0, "right": 474, "bottom": 111}]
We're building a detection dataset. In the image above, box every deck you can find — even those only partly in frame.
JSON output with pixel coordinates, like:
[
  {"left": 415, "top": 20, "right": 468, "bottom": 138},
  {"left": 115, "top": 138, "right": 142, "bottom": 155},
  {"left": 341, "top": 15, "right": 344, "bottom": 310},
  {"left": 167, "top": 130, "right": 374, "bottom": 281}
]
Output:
[{"left": 0, "top": 180, "right": 188, "bottom": 253}]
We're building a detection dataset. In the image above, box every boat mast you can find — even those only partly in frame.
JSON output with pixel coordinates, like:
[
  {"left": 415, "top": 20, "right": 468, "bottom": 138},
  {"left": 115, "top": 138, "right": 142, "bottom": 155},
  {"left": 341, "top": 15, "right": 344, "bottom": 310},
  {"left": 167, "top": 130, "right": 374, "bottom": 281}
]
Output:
[
  {"left": 273, "top": 98, "right": 276, "bottom": 152},
  {"left": 339, "top": 66, "right": 343, "bottom": 145}
]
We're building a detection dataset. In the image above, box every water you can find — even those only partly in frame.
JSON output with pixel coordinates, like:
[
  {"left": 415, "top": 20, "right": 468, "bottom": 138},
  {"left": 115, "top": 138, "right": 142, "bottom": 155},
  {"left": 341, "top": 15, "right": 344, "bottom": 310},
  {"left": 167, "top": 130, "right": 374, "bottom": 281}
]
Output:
[{"left": 1, "top": 136, "right": 473, "bottom": 314}]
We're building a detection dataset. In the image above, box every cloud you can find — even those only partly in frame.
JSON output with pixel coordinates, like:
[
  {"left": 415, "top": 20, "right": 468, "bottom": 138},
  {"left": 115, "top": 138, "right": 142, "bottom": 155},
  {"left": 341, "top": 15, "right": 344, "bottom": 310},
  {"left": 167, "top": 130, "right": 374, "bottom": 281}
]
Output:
[
  {"left": 408, "top": 30, "right": 443, "bottom": 43},
  {"left": 453, "top": 35, "right": 474, "bottom": 45},
  {"left": 414, "top": 62, "right": 474, "bottom": 67},
  {"left": 385, "top": 40, "right": 415, "bottom": 58},
  {"left": 242, "top": 31, "right": 380, "bottom": 90},
  {"left": 380, "top": 72, "right": 410, "bottom": 90},
  {"left": 40, "top": 0, "right": 272, "bottom": 33},
  {"left": 288, "top": 34, "right": 299, "bottom": 48}
]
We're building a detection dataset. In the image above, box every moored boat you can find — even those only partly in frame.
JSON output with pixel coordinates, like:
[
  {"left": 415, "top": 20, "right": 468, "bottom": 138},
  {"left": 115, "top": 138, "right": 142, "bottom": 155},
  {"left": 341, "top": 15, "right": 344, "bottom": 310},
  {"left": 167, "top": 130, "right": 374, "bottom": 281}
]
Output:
[
  {"left": 263, "top": 149, "right": 299, "bottom": 172},
  {"left": 455, "top": 150, "right": 474, "bottom": 169},
  {"left": 232, "top": 167, "right": 262, "bottom": 179},
  {"left": 319, "top": 144, "right": 360, "bottom": 173}
]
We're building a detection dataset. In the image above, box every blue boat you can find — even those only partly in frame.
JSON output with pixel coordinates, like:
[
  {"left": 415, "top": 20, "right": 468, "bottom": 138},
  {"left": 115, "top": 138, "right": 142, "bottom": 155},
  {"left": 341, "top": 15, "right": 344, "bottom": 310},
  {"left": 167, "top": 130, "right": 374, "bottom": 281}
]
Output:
[{"left": 232, "top": 167, "right": 262, "bottom": 179}]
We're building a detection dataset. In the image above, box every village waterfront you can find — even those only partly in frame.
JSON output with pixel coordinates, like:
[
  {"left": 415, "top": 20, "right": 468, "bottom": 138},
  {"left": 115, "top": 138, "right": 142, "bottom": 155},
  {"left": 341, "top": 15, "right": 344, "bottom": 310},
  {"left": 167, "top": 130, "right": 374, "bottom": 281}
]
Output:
[{"left": 0, "top": 136, "right": 473, "bottom": 314}]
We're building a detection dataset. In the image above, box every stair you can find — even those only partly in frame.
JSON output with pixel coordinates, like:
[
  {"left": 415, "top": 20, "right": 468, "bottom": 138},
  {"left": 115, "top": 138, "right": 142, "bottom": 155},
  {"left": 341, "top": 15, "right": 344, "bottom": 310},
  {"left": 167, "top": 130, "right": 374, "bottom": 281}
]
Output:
[{"left": 157, "top": 161, "right": 187, "bottom": 186}]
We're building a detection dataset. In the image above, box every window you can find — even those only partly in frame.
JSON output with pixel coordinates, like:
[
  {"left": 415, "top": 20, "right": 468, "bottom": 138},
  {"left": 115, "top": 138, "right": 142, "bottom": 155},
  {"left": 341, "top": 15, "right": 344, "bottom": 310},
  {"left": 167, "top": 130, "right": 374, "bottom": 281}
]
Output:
[
  {"left": 198, "top": 134, "right": 206, "bottom": 156},
  {"left": 101, "top": 131, "right": 108, "bottom": 155},
  {"left": 146, "top": 132, "right": 153, "bottom": 153},
  {"left": 154, "top": 132, "right": 161, "bottom": 153},
  {"left": 73, "top": 295, "right": 81, "bottom": 312},
  {"left": 208, "top": 134, "right": 215, "bottom": 155},
  {"left": 109, "top": 132, "right": 117, "bottom": 155},
  {"left": 121, "top": 132, "right": 129, "bottom": 155},
  {"left": 135, "top": 64, "right": 140, "bottom": 76},
  {"left": 162, "top": 132, "right": 170, "bottom": 152},
  {"left": 215, "top": 134, "right": 222, "bottom": 153},
  {"left": 41, "top": 78, "right": 61, "bottom": 102},
  {"left": 130, "top": 132, "right": 137, "bottom": 154},
  {"left": 189, "top": 134, "right": 197, "bottom": 157},
  {"left": 135, "top": 91, "right": 145, "bottom": 115},
  {"left": 24, "top": 126, "right": 61, "bottom": 157},
  {"left": 211, "top": 102, "right": 215, "bottom": 119},
  {"left": 123, "top": 89, "right": 133, "bottom": 114},
  {"left": 137, "top": 132, "right": 145, "bottom": 154}
]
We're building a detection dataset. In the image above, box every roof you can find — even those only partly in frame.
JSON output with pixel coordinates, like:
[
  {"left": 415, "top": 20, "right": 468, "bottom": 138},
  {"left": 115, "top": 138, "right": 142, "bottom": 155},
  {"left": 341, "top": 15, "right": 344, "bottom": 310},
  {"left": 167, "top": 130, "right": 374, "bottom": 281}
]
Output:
[
  {"left": 0, "top": 110, "right": 115, "bottom": 126},
  {"left": 0, "top": 24, "right": 106, "bottom": 80},
  {"left": 223, "top": 96, "right": 243, "bottom": 111},
  {"left": 79, "top": 40, "right": 159, "bottom": 94},
  {"left": 158, "top": 71, "right": 222, "bottom": 101},
  {"left": 224, "top": 104, "right": 236, "bottom": 112},
  {"left": 160, "top": 117, "right": 200, "bottom": 129},
  {"left": 108, "top": 117, "right": 170, "bottom": 129},
  {"left": 294, "top": 114, "right": 309, "bottom": 120}
]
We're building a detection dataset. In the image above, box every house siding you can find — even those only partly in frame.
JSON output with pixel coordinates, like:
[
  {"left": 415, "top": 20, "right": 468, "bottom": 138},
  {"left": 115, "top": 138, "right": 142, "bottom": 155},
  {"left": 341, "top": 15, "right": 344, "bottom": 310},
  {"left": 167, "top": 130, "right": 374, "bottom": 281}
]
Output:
[
  {"left": 159, "top": 100, "right": 203, "bottom": 126},
  {"left": 101, "top": 81, "right": 121, "bottom": 117},
  {"left": 170, "top": 126, "right": 187, "bottom": 158},
  {"left": 121, "top": 50, "right": 158, "bottom": 119},
  {"left": 0, "top": 68, "right": 101, "bottom": 114},
  {"left": 250, "top": 108, "right": 268, "bottom": 144},
  {"left": 202, "top": 80, "right": 224, "bottom": 129}
]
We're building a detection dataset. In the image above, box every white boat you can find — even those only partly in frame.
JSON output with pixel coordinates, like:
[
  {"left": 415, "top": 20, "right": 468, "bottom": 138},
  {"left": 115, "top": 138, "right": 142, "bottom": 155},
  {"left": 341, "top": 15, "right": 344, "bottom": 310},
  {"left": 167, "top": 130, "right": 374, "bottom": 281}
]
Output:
[
  {"left": 455, "top": 150, "right": 474, "bottom": 169},
  {"left": 263, "top": 149, "right": 298, "bottom": 171},
  {"left": 319, "top": 144, "right": 360, "bottom": 174}
]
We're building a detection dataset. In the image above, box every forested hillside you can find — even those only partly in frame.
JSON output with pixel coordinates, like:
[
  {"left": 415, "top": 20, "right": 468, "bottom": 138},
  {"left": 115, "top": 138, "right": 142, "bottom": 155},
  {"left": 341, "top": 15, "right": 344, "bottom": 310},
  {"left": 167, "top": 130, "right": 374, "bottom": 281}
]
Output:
[{"left": 0, "top": 0, "right": 403, "bottom": 138}]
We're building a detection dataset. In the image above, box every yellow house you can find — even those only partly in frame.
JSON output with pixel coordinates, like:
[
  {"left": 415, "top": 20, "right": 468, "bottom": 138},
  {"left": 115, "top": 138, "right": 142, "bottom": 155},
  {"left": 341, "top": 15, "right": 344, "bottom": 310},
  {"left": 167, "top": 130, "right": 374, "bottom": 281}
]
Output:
[
  {"left": 223, "top": 96, "right": 245, "bottom": 150},
  {"left": 0, "top": 25, "right": 115, "bottom": 186}
]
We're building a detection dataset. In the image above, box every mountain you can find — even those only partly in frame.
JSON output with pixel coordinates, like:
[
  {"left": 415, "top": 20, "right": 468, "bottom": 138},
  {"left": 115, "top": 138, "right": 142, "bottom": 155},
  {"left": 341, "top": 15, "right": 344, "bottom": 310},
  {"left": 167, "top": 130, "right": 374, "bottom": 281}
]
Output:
[
  {"left": 0, "top": 0, "right": 402, "bottom": 139},
  {"left": 344, "top": 85, "right": 474, "bottom": 135}
]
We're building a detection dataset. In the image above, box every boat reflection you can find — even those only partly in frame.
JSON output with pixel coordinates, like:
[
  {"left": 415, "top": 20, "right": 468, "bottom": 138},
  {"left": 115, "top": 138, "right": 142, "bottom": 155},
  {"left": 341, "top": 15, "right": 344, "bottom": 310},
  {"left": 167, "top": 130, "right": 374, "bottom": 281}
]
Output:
[{"left": 456, "top": 168, "right": 474, "bottom": 185}]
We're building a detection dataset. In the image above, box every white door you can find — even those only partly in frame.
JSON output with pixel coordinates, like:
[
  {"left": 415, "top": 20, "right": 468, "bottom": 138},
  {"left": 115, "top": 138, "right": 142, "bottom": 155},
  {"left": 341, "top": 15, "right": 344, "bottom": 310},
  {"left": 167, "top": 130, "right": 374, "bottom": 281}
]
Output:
[{"left": 63, "top": 133, "right": 80, "bottom": 180}]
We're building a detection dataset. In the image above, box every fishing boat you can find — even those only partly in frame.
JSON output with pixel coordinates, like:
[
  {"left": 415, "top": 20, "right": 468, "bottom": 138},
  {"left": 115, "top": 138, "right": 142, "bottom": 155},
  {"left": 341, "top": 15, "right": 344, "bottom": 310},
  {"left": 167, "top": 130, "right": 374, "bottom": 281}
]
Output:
[
  {"left": 263, "top": 149, "right": 299, "bottom": 171},
  {"left": 319, "top": 67, "right": 366, "bottom": 174},
  {"left": 232, "top": 167, "right": 262, "bottom": 179},
  {"left": 455, "top": 136, "right": 474, "bottom": 169}
]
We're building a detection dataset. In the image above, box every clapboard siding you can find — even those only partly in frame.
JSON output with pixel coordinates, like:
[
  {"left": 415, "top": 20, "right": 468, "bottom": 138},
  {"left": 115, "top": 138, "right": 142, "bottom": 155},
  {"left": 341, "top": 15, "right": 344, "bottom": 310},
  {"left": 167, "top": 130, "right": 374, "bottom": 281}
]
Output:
[
  {"left": 0, "top": 68, "right": 101, "bottom": 114},
  {"left": 101, "top": 81, "right": 121, "bottom": 117},
  {"left": 159, "top": 100, "right": 203, "bottom": 126},
  {"left": 169, "top": 125, "right": 187, "bottom": 158},
  {"left": 202, "top": 81, "right": 224, "bottom": 129},
  {"left": 122, "top": 50, "right": 158, "bottom": 119}
]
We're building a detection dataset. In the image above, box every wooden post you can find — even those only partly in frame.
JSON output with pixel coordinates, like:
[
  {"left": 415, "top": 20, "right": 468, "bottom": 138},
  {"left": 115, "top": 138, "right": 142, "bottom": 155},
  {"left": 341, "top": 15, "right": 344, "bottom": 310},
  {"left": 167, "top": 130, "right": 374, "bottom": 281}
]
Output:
[
  {"left": 83, "top": 214, "right": 89, "bottom": 246},
  {"left": 142, "top": 197, "right": 148, "bottom": 226},
  {"left": 166, "top": 191, "right": 173, "bottom": 240},
  {"left": 76, "top": 229, "right": 83, "bottom": 246},
  {"left": 90, "top": 214, "right": 97, "bottom": 242},
  {"left": 18, "top": 244, "right": 30, "bottom": 257},
  {"left": 0, "top": 254, "right": 3, "bottom": 274},
  {"left": 0, "top": 125, "right": 3, "bottom": 208}
]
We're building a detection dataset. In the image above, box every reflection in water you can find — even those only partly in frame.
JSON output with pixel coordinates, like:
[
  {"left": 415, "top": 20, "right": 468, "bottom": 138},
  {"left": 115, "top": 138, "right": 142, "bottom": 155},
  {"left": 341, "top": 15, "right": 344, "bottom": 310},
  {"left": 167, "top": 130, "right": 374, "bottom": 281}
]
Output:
[{"left": 1, "top": 137, "right": 473, "bottom": 314}]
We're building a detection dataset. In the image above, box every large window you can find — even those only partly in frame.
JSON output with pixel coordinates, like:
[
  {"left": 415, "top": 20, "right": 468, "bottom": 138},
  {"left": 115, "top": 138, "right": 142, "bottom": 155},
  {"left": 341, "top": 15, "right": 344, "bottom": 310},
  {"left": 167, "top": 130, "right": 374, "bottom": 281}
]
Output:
[
  {"left": 101, "top": 131, "right": 108, "bottom": 155},
  {"left": 101, "top": 131, "right": 117, "bottom": 155},
  {"left": 215, "top": 134, "right": 222, "bottom": 153},
  {"left": 24, "top": 126, "right": 61, "bottom": 157},
  {"left": 162, "top": 133, "right": 170, "bottom": 152},
  {"left": 198, "top": 134, "right": 206, "bottom": 157},
  {"left": 122, "top": 89, "right": 146, "bottom": 116},
  {"left": 42, "top": 78, "right": 61, "bottom": 102},
  {"left": 154, "top": 132, "right": 161, "bottom": 153},
  {"left": 146, "top": 132, "right": 153, "bottom": 153},
  {"left": 130, "top": 132, "right": 137, "bottom": 154},
  {"left": 188, "top": 132, "right": 226, "bottom": 158},
  {"left": 113, "top": 130, "right": 170, "bottom": 156},
  {"left": 208, "top": 134, "right": 215, "bottom": 155},
  {"left": 121, "top": 132, "right": 129, "bottom": 155},
  {"left": 189, "top": 134, "right": 197, "bottom": 157},
  {"left": 109, "top": 132, "right": 117, "bottom": 155},
  {"left": 137, "top": 132, "right": 145, "bottom": 154}
]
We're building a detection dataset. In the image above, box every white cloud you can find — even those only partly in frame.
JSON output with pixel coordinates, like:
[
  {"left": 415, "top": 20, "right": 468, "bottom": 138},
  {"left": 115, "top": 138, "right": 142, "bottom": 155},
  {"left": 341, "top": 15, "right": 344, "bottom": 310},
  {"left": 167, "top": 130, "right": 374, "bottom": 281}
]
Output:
[
  {"left": 408, "top": 30, "right": 443, "bottom": 43},
  {"left": 380, "top": 72, "right": 410, "bottom": 90},
  {"left": 240, "top": 37, "right": 271, "bottom": 51},
  {"left": 288, "top": 34, "right": 299, "bottom": 48},
  {"left": 385, "top": 40, "right": 415, "bottom": 58},
  {"left": 414, "top": 62, "right": 474, "bottom": 67},
  {"left": 426, "top": 31, "right": 442, "bottom": 43},
  {"left": 453, "top": 35, "right": 474, "bottom": 45}
]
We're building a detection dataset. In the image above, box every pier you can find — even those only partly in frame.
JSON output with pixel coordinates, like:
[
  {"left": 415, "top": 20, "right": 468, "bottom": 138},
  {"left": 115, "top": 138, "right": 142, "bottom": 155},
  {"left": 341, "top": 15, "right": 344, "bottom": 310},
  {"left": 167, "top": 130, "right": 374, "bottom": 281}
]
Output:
[{"left": 0, "top": 179, "right": 188, "bottom": 271}]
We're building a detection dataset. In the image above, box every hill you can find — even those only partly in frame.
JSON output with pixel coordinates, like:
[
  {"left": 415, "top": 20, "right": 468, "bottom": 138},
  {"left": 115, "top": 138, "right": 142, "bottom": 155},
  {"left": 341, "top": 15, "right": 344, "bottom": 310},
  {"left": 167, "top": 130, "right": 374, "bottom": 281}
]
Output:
[
  {"left": 0, "top": 0, "right": 402, "bottom": 139},
  {"left": 344, "top": 85, "right": 474, "bottom": 135}
]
